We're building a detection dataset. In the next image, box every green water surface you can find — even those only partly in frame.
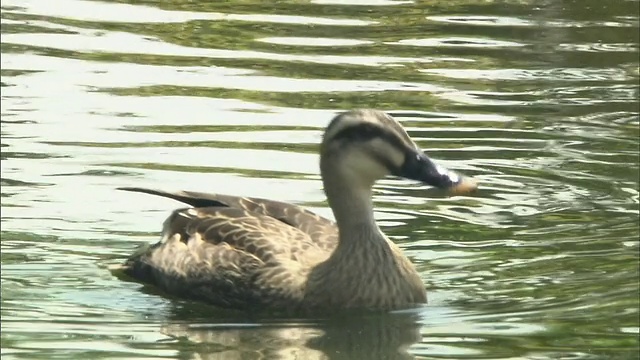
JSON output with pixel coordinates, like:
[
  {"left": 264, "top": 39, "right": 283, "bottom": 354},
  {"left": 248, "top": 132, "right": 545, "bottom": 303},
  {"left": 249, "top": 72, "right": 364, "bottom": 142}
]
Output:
[{"left": 1, "top": 0, "right": 638, "bottom": 359}]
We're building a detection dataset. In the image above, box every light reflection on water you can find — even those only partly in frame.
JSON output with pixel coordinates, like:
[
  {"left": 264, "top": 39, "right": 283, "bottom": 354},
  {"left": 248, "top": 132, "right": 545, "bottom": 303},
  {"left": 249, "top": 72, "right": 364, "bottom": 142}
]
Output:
[{"left": 1, "top": 0, "right": 638, "bottom": 359}]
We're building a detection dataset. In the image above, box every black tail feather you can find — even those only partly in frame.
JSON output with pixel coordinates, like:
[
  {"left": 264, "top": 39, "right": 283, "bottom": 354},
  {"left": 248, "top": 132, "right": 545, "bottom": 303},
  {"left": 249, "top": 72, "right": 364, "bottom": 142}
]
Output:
[{"left": 117, "top": 187, "right": 228, "bottom": 208}]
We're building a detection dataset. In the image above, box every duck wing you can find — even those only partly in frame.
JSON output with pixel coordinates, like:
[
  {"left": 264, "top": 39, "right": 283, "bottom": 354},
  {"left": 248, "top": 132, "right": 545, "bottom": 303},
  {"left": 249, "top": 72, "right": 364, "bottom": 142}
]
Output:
[
  {"left": 116, "top": 187, "right": 337, "bottom": 310},
  {"left": 118, "top": 187, "right": 337, "bottom": 250}
]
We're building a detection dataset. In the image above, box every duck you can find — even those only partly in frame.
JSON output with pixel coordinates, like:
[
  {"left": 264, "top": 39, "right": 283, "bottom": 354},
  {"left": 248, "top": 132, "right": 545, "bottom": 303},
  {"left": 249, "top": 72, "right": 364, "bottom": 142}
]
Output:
[{"left": 116, "top": 109, "right": 477, "bottom": 314}]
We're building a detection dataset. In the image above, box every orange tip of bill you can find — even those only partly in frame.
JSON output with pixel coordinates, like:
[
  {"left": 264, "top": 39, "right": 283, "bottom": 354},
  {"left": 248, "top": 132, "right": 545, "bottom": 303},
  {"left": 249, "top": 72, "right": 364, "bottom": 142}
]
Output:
[{"left": 448, "top": 175, "right": 479, "bottom": 196}]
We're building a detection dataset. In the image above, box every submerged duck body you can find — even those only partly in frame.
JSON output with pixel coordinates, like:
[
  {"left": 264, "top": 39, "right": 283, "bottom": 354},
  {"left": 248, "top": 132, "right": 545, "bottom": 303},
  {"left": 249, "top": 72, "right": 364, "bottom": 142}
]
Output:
[{"left": 117, "top": 109, "right": 476, "bottom": 313}]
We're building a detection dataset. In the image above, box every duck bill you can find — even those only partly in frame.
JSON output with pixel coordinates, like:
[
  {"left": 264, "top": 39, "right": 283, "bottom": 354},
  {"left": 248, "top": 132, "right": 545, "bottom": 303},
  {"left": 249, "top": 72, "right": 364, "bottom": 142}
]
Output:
[{"left": 398, "top": 151, "right": 478, "bottom": 195}]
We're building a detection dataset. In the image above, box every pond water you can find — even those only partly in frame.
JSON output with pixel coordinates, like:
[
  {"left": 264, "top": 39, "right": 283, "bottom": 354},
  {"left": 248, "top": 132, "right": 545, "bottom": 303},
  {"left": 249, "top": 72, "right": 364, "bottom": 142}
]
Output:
[{"left": 1, "top": 0, "right": 639, "bottom": 359}]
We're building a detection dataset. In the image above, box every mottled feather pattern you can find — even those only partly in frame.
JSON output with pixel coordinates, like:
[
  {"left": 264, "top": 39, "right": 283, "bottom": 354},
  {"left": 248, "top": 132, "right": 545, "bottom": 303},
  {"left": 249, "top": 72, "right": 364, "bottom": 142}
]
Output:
[
  {"left": 116, "top": 110, "right": 439, "bottom": 313},
  {"left": 303, "top": 225, "right": 426, "bottom": 310},
  {"left": 120, "top": 189, "right": 337, "bottom": 310}
]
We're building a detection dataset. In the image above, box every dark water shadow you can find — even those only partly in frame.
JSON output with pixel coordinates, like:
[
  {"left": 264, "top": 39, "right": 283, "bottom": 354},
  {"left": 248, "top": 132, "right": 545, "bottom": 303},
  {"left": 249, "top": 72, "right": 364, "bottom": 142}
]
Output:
[{"left": 160, "top": 303, "right": 423, "bottom": 360}]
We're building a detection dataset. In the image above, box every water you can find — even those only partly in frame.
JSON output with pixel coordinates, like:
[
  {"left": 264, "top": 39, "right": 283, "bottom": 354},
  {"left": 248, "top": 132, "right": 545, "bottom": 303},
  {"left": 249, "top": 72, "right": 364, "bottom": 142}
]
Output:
[{"left": 1, "top": 0, "right": 638, "bottom": 359}]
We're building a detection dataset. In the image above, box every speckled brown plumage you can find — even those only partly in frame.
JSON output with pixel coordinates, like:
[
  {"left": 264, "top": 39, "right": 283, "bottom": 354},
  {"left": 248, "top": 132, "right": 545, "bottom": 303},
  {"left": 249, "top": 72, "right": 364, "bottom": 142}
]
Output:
[
  {"left": 116, "top": 109, "right": 477, "bottom": 313},
  {"left": 120, "top": 189, "right": 339, "bottom": 311}
]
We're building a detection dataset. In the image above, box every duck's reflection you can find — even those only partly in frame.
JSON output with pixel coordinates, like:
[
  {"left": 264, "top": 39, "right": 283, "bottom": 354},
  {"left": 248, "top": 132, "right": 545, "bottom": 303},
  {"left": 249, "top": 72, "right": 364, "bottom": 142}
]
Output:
[{"left": 161, "top": 307, "right": 422, "bottom": 360}]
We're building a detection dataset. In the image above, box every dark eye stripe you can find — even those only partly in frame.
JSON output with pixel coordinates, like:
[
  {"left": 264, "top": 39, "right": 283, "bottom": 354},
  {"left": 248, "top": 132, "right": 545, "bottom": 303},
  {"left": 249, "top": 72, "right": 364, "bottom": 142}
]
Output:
[
  {"left": 329, "top": 123, "right": 416, "bottom": 175},
  {"left": 331, "top": 123, "right": 408, "bottom": 151},
  {"left": 330, "top": 123, "right": 383, "bottom": 142}
]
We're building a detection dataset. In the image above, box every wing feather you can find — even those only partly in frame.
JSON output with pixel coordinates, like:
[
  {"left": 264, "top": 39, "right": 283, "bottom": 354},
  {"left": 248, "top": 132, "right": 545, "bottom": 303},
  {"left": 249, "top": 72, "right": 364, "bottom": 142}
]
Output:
[
  {"left": 118, "top": 187, "right": 337, "bottom": 250},
  {"left": 121, "top": 200, "right": 332, "bottom": 310}
]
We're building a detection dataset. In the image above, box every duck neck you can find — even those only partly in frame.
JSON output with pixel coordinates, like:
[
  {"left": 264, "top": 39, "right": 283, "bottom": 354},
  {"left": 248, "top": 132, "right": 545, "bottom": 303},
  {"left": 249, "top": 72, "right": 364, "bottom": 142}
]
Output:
[{"left": 321, "top": 166, "right": 386, "bottom": 246}]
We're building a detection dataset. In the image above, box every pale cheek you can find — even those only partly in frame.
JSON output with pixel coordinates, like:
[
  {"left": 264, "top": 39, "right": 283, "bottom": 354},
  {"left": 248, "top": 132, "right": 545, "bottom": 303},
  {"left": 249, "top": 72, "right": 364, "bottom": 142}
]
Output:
[
  {"left": 370, "top": 139, "right": 404, "bottom": 169},
  {"left": 343, "top": 152, "right": 389, "bottom": 184},
  {"left": 386, "top": 150, "right": 404, "bottom": 170}
]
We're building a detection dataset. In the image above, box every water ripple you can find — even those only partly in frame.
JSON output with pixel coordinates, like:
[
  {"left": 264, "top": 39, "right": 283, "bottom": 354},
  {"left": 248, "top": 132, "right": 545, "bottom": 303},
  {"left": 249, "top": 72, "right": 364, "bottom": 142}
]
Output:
[{"left": 1, "top": 0, "right": 638, "bottom": 359}]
